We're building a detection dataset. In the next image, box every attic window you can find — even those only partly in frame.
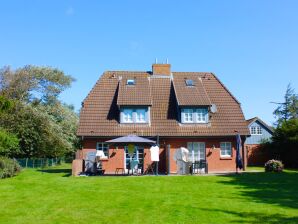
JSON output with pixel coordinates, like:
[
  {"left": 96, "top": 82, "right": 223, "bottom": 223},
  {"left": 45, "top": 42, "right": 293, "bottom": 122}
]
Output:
[
  {"left": 185, "top": 79, "right": 194, "bottom": 86},
  {"left": 126, "top": 79, "right": 135, "bottom": 85}
]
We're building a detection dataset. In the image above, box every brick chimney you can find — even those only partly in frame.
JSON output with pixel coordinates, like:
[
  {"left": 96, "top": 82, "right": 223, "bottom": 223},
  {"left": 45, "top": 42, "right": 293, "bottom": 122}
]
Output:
[{"left": 152, "top": 63, "right": 171, "bottom": 75}]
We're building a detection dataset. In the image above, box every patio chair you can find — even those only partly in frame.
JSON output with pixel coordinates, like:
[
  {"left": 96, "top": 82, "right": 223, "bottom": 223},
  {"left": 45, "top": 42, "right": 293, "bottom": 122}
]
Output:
[
  {"left": 191, "top": 160, "right": 208, "bottom": 174},
  {"left": 130, "top": 160, "right": 139, "bottom": 175},
  {"left": 144, "top": 163, "right": 155, "bottom": 175}
]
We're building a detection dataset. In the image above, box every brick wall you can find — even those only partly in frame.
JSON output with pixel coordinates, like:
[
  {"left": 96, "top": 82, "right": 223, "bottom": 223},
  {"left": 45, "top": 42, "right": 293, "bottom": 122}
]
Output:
[
  {"left": 81, "top": 138, "right": 164, "bottom": 174},
  {"left": 245, "top": 144, "right": 270, "bottom": 166},
  {"left": 152, "top": 64, "right": 171, "bottom": 75},
  {"left": 163, "top": 137, "right": 246, "bottom": 173},
  {"left": 72, "top": 159, "right": 83, "bottom": 176},
  {"left": 78, "top": 137, "right": 246, "bottom": 174}
]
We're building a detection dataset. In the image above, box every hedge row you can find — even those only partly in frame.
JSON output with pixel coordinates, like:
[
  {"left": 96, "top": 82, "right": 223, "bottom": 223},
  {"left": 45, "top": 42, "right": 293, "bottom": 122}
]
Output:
[{"left": 0, "top": 157, "right": 21, "bottom": 179}]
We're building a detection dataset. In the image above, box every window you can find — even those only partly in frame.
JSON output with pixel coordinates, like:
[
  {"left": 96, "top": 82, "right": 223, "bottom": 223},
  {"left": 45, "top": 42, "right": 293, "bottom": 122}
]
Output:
[
  {"left": 187, "top": 142, "right": 205, "bottom": 162},
  {"left": 181, "top": 108, "right": 208, "bottom": 124},
  {"left": 183, "top": 109, "right": 193, "bottom": 123},
  {"left": 96, "top": 142, "right": 109, "bottom": 157},
  {"left": 185, "top": 79, "right": 194, "bottom": 86},
  {"left": 250, "top": 126, "right": 262, "bottom": 135},
  {"left": 121, "top": 107, "right": 149, "bottom": 124},
  {"left": 135, "top": 109, "right": 146, "bottom": 123},
  {"left": 123, "top": 109, "right": 133, "bottom": 123},
  {"left": 196, "top": 108, "right": 208, "bottom": 123},
  {"left": 126, "top": 79, "right": 135, "bottom": 85},
  {"left": 220, "top": 142, "right": 232, "bottom": 157}
]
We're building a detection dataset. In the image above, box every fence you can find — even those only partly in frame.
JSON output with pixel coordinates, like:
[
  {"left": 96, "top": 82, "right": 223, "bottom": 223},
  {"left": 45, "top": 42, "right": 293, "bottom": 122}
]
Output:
[{"left": 16, "top": 158, "right": 65, "bottom": 168}]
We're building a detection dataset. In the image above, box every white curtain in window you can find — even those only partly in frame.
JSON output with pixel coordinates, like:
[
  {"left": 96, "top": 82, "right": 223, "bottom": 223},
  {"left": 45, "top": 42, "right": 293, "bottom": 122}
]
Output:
[
  {"left": 187, "top": 142, "right": 205, "bottom": 162},
  {"left": 220, "top": 142, "right": 231, "bottom": 157},
  {"left": 136, "top": 109, "right": 146, "bottom": 123}
]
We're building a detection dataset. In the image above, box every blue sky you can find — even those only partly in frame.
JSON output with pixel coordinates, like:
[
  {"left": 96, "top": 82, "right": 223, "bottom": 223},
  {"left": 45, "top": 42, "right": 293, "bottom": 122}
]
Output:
[{"left": 1, "top": 1, "right": 297, "bottom": 125}]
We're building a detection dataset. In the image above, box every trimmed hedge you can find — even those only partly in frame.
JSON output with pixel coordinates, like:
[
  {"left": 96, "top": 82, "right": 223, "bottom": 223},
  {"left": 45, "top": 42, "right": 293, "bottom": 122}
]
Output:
[
  {"left": 265, "top": 159, "right": 284, "bottom": 172},
  {"left": 0, "top": 157, "right": 21, "bottom": 179}
]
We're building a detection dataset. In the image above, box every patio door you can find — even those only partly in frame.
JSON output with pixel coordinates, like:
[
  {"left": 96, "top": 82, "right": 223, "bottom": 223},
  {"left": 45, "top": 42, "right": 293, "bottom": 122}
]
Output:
[
  {"left": 124, "top": 146, "right": 144, "bottom": 173},
  {"left": 187, "top": 142, "right": 205, "bottom": 162}
]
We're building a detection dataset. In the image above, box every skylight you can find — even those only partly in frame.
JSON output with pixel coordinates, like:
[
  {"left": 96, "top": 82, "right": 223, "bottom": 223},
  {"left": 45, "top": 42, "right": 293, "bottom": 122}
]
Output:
[
  {"left": 126, "top": 79, "right": 135, "bottom": 85},
  {"left": 185, "top": 79, "right": 194, "bottom": 86}
]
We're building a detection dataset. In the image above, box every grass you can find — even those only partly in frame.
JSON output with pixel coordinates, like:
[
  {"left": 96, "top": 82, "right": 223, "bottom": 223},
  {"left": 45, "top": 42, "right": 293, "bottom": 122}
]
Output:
[{"left": 0, "top": 165, "right": 298, "bottom": 224}]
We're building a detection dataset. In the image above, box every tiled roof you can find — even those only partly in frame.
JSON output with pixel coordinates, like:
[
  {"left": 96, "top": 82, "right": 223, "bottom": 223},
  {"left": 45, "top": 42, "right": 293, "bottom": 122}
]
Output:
[
  {"left": 77, "top": 71, "right": 250, "bottom": 137},
  {"left": 117, "top": 73, "right": 152, "bottom": 106},
  {"left": 172, "top": 73, "right": 211, "bottom": 106}
]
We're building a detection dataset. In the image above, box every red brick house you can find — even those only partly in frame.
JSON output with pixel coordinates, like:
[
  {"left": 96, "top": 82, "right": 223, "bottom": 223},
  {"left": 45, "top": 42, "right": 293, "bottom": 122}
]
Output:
[{"left": 76, "top": 63, "right": 249, "bottom": 174}]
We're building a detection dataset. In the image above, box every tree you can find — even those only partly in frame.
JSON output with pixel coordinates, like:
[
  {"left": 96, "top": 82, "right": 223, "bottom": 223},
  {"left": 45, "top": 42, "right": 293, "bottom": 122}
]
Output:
[
  {"left": 273, "top": 84, "right": 298, "bottom": 125},
  {"left": 266, "top": 84, "right": 298, "bottom": 168},
  {"left": 0, "top": 129, "right": 19, "bottom": 157},
  {"left": 270, "top": 119, "right": 298, "bottom": 167},
  {"left": 0, "top": 65, "right": 79, "bottom": 159},
  {"left": 0, "top": 99, "right": 79, "bottom": 158},
  {"left": 0, "top": 65, "right": 75, "bottom": 104},
  {"left": 0, "top": 95, "right": 14, "bottom": 112}
]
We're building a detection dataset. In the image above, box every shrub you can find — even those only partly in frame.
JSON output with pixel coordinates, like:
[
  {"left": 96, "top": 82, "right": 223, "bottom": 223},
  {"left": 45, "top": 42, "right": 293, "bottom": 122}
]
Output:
[
  {"left": 264, "top": 159, "right": 284, "bottom": 172},
  {"left": 0, "top": 157, "right": 21, "bottom": 179},
  {"left": 0, "top": 128, "right": 19, "bottom": 157}
]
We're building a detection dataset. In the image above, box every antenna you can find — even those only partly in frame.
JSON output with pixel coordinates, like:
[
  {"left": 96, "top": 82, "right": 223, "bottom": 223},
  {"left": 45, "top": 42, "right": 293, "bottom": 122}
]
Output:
[
  {"left": 166, "top": 58, "right": 168, "bottom": 64},
  {"left": 155, "top": 58, "right": 158, "bottom": 64}
]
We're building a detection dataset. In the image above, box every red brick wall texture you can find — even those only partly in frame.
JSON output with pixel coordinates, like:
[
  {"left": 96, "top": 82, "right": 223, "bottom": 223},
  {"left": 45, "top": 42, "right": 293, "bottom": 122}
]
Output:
[
  {"left": 78, "top": 137, "right": 246, "bottom": 174},
  {"left": 245, "top": 144, "right": 270, "bottom": 166}
]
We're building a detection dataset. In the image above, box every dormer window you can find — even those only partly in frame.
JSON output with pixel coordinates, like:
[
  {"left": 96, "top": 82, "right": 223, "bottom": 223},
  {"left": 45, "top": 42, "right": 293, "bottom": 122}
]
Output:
[
  {"left": 185, "top": 79, "right": 194, "bottom": 86},
  {"left": 181, "top": 107, "right": 208, "bottom": 124},
  {"left": 126, "top": 79, "right": 135, "bottom": 85},
  {"left": 120, "top": 107, "right": 149, "bottom": 124}
]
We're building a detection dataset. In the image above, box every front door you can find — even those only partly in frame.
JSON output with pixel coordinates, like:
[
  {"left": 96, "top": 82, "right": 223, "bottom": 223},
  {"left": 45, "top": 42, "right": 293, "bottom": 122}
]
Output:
[{"left": 124, "top": 146, "right": 144, "bottom": 174}]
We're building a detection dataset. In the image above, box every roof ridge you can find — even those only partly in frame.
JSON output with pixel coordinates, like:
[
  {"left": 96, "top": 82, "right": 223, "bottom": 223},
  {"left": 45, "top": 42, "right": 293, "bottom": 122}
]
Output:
[
  {"left": 211, "top": 73, "right": 241, "bottom": 105},
  {"left": 247, "top": 117, "right": 274, "bottom": 133},
  {"left": 172, "top": 72, "right": 211, "bottom": 75},
  {"left": 106, "top": 70, "right": 151, "bottom": 74}
]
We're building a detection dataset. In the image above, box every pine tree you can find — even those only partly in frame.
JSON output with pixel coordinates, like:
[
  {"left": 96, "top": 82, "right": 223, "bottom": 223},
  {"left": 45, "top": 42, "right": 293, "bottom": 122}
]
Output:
[{"left": 273, "top": 84, "right": 298, "bottom": 125}]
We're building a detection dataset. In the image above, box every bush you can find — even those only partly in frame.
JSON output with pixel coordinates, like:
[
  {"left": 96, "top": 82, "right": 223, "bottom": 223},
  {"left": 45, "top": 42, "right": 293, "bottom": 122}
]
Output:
[
  {"left": 0, "top": 157, "right": 21, "bottom": 179},
  {"left": 264, "top": 159, "right": 284, "bottom": 172},
  {"left": 0, "top": 128, "right": 19, "bottom": 157}
]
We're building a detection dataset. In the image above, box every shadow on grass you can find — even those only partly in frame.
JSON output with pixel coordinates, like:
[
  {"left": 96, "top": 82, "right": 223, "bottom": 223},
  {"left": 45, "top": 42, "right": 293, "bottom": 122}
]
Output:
[
  {"left": 202, "top": 208, "right": 298, "bottom": 224},
  {"left": 38, "top": 168, "right": 72, "bottom": 177},
  {"left": 220, "top": 171, "right": 298, "bottom": 210}
]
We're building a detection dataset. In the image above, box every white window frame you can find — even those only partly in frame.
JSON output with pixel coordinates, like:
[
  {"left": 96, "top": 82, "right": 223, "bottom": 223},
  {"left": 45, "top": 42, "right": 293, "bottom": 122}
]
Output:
[
  {"left": 183, "top": 109, "right": 194, "bottom": 123},
  {"left": 121, "top": 107, "right": 149, "bottom": 124},
  {"left": 122, "top": 109, "right": 133, "bottom": 123},
  {"left": 195, "top": 108, "right": 208, "bottom": 123},
  {"left": 250, "top": 126, "right": 262, "bottom": 135},
  {"left": 187, "top": 142, "right": 205, "bottom": 162},
  {"left": 181, "top": 108, "right": 208, "bottom": 124},
  {"left": 220, "top": 142, "right": 232, "bottom": 157},
  {"left": 96, "top": 142, "right": 109, "bottom": 157},
  {"left": 126, "top": 79, "right": 135, "bottom": 85},
  {"left": 135, "top": 109, "right": 146, "bottom": 123}
]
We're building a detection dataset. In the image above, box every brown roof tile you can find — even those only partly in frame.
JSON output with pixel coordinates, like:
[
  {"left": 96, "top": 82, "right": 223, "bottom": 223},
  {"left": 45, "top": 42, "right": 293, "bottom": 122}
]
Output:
[
  {"left": 117, "top": 73, "right": 152, "bottom": 106},
  {"left": 172, "top": 73, "right": 211, "bottom": 106},
  {"left": 77, "top": 70, "right": 250, "bottom": 137}
]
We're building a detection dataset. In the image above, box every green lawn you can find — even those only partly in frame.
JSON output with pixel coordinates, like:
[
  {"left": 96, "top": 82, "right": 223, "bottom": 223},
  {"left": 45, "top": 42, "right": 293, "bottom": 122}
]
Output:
[{"left": 1, "top": 165, "right": 298, "bottom": 224}]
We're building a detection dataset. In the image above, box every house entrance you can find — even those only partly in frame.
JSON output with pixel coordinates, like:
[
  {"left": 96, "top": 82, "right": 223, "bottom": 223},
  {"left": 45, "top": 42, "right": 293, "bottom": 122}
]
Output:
[{"left": 124, "top": 146, "right": 144, "bottom": 174}]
